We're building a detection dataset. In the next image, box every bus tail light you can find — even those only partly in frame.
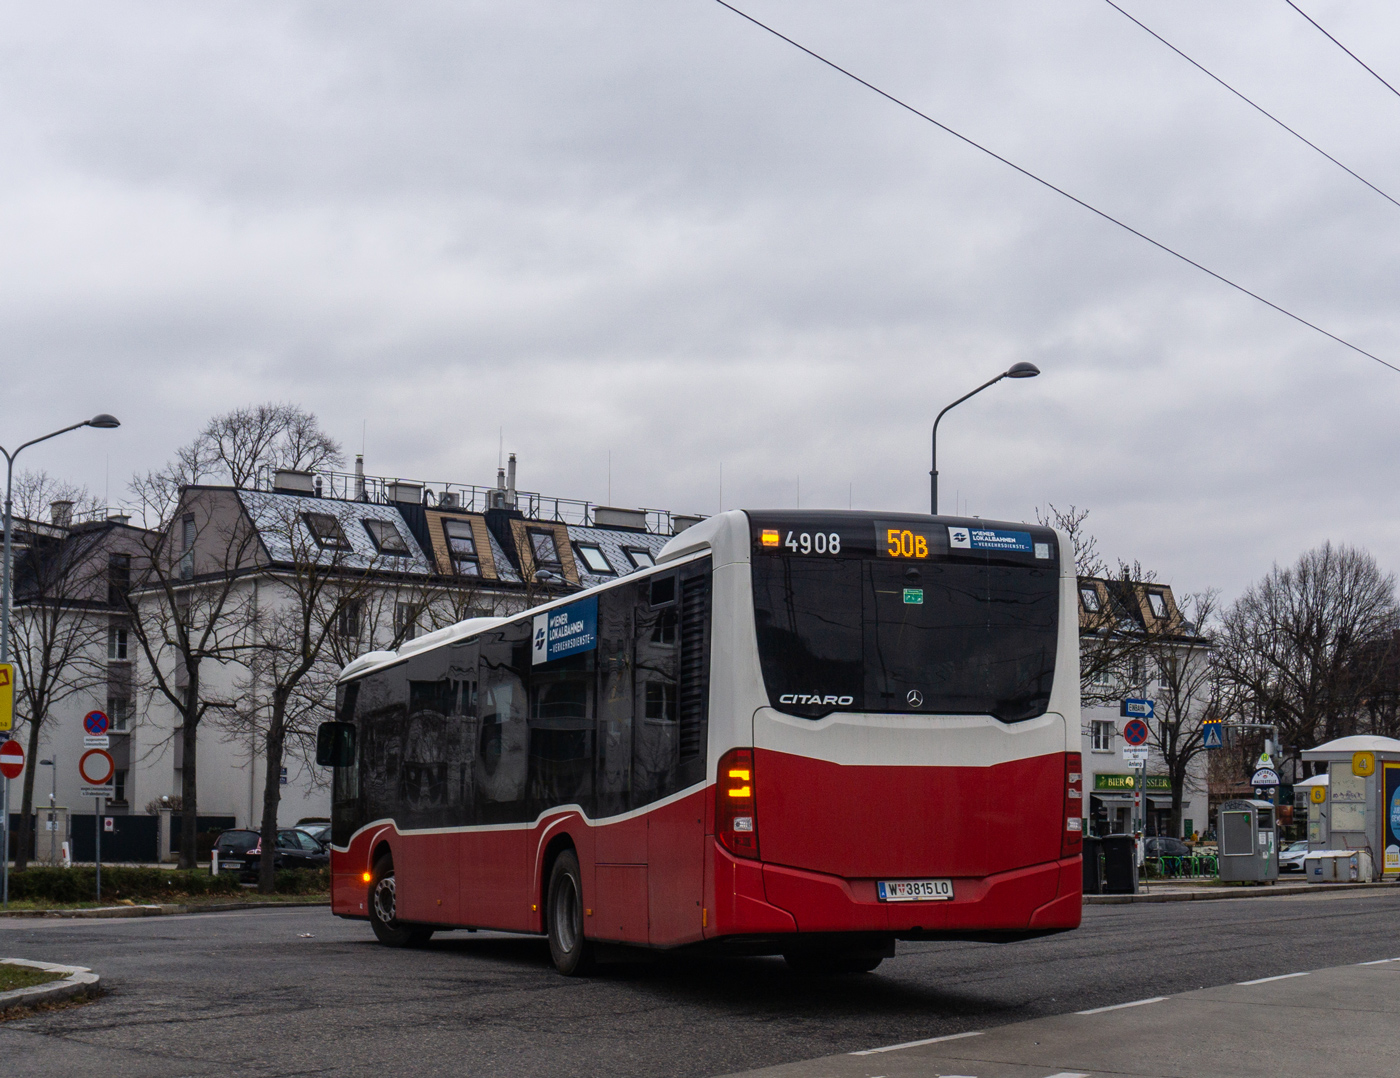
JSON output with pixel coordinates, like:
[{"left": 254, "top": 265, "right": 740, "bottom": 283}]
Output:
[
  {"left": 1063, "top": 752, "right": 1083, "bottom": 857},
  {"left": 717, "top": 748, "right": 759, "bottom": 859}
]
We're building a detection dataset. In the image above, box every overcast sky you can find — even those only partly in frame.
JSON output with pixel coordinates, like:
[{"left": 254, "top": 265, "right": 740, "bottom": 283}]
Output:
[{"left": 3, "top": 0, "right": 1399, "bottom": 600}]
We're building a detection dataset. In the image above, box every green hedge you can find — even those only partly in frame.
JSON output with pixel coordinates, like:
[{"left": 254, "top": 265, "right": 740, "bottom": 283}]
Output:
[{"left": 6, "top": 866, "right": 329, "bottom": 903}]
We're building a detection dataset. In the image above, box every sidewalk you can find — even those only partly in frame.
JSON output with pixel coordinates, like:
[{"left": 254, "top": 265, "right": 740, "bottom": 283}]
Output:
[
  {"left": 1087, "top": 878, "right": 1394, "bottom": 903},
  {"left": 719, "top": 957, "right": 1400, "bottom": 1078}
]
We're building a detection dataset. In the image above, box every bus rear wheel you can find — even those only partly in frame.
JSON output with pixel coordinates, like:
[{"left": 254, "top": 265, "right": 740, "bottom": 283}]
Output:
[
  {"left": 369, "top": 856, "right": 434, "bottom": 948},
  {"left": 546, "top": 849, "right": 595, "bottom": 976}
]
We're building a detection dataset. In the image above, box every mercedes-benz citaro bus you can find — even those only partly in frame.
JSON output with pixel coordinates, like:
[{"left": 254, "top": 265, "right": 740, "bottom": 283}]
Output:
[{"left": 316, "top": 510, "right": 1083, "bottom": 975}]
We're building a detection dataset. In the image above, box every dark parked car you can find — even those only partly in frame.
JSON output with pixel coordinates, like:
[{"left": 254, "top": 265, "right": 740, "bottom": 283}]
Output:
[
  {"left": 213, "top": 828, "right": 329, "bottom": 882},
  {"left": 1144, "top": 836, "right": 1193, "bottom": 859},
  {"left": 296, "top": 823, "right": 331, "bottom": 849}
]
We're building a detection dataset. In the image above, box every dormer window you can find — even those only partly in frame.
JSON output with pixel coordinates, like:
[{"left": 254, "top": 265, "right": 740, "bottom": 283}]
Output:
[
  {"left": 443, "top": 520, "right": 480, "bottom": 576},
  {"left": 364, "top": 519, "right": 409, "bottom": 555},
  {"left": 625, "top": 548, "right": 655, "bottom": 570},
  {"left": 1147, "top": 591, "right": 1168, "bottom": 619},
  {"left": 574, "top": 544, "right": 613, "bottom": 575},
  {"left": 528, "top": 529, "right": 561, "bottom": 569},
  {"left": 304, "top": 513, "right": 351, "bottom": 550},
  {"left": 1080, "top": 586, "right": 1101, "bottom": 612}
]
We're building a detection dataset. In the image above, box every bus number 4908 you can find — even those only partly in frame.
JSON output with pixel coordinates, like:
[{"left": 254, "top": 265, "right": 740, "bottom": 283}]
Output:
[{"left": 785, "top": 531, "right": 841, "bottom": 555}]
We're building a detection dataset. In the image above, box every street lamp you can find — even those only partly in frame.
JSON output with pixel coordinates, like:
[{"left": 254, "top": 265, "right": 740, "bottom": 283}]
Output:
[
  {"left": 39, "top": 758, "right": 56, "bottom": 865},
  {"left": 0, "top": 415, "right": 118, "bottom": 891},
  {"left": 1, "top": 414, "right": 121, "bottom": 664},
  {"left": 929, "top": 364, "right": 1038, "bottom": 514}
]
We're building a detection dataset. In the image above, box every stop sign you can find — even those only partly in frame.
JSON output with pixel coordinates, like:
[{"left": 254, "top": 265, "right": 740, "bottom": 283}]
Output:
[{"left": 0, "top": 740, "right": 23, "bottom": 780}]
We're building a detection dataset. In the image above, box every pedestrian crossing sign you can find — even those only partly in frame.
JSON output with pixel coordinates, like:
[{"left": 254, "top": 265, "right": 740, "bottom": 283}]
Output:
[{"left": 1203, "top": 723, "right": 1223, "bottom": 749}]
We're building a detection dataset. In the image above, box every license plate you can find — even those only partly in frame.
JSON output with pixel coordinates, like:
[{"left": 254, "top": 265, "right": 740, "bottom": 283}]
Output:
[
  {"left": 877, "top": 878, "right": 953, "bottom": 902},
  {"left": 219, "top": 860, "right": 242, "bottom": 869}
]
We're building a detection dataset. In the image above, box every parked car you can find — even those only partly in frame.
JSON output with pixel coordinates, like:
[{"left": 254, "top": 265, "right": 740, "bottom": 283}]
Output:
[
  {"left": 296, "top": 823, "right": 331, "bottom": 848},
  {"left": 1144, "top": 836, "right": 1193, "bottom": 859},
  {"left": 213, "top": 828, "right": 330, "bottom": 882},
  {"left": 1278, "top": 839, "right": 1310, "bottom": 873}
]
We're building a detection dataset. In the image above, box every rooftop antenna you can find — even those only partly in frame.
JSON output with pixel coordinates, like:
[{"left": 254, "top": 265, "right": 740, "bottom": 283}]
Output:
[
  {"left": 718, "top": 462, "right": 723, "bottom": 514},
  {"left": 607, "top": 449, "right": 611, "bottom": 505},
  {"left": 361, "top": 420, "right": 366, "bottom": 455},
  {"left": 498, "top": 428, "right": 503, "bottom": 471}
]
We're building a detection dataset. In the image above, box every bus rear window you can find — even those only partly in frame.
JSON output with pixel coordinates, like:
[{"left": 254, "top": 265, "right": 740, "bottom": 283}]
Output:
[{"left": 752, "top": 554, "right": 1058, "bottom": 722}]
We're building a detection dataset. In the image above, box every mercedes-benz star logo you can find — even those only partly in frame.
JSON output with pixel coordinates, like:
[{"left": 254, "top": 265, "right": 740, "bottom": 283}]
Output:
[{"left": 906, "top": 690, "right": 923, "bottom": 707}]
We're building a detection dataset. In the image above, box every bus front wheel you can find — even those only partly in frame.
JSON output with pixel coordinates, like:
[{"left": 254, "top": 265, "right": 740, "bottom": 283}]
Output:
[
  {"left": 546, "top": 849, "right": 595, "bottom": 976},
  {"left": 369, "top": 856, "right": 434, "bottom": 948}
]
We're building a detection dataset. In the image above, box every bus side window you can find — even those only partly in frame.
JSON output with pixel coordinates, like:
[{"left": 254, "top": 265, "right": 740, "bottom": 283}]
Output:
[
  {"left": 402, "top": 644, "right": 477, "bottom": 829},
  {"left": 528, "top": 654, "right": 595, "bottom": 817},
  {"left": 358, "top": 670, "right": 408, "bottom": 831},
  {"left": 476, "top": 624, "right": 530, "bottom": 824},
  {"left": 634, "top": 575, "right": 679, "bottom": 807},
  {"left": 675, "top": 564, "right": 712, "bottom": 790},
  {"left": 596, "top": 584, "right": 635, "bottom": 817}
]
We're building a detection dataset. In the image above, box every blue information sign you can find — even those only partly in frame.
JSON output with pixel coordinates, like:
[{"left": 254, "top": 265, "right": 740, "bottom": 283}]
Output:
[
  {"left": 948, "top": 526, "right": 1033, "bottom": 553},
  {"left": 1203, "top": 724, "right": 1224, "bottom": 749},
  {"left": 1121, "top": 698, "right": 1155, "bottom": 719},
  {"left": 531, "top": 597, "right": 598, "bottom": 665}
]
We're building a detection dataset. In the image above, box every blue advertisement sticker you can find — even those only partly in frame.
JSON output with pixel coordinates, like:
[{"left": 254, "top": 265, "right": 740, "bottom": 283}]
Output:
[
  {"left": 532, "top": 596, "right": 598, "bottom": 665},
  {"left": 948, "top": 526, "right": 1034, "bottom": 553}
]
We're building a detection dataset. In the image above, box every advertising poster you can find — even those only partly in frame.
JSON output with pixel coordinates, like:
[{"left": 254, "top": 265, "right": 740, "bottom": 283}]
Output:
[{"left": 1384, "top": 763, "right": 1400, "bottom": 879}]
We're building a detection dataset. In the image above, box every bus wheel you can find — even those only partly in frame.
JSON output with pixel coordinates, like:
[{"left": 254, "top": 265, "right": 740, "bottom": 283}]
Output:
[
  {"left": 546, "top": 849, "right": 595, "bottom": 976},
  {"left": 369, "top": 856, "right": 434, "bottom": 948},
  {"left": 783, "top": 946, "right": 885, "bottom": 975}
]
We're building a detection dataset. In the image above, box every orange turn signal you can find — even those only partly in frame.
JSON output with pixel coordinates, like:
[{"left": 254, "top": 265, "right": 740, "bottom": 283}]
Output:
[{"left": 362, "top": 871, "right": 372, "bottom": 883}]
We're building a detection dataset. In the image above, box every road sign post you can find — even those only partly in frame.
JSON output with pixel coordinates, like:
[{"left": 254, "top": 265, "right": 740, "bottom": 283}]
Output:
[
  {"left": 81, "top": 718, "right": 112, "bottom": 904},
  {"left": 0, "top": 739, "right": 22, "bottom": 907}
]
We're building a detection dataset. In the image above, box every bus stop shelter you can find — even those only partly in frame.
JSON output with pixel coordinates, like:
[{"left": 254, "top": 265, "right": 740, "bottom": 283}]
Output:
[{"left": 1300, "top": 735, "right": 1400, "bottom": 881}]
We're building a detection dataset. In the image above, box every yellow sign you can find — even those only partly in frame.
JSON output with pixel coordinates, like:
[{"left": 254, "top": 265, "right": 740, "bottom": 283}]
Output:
[
  {"left": 1353, "top": 751, "right": 1376, "bottom": 778},
  {"left": 0, "top": 663, "right": 12, "bottom": 732},
  {"left": 1310, "top": 785, "right": 1327, "bottom": 804}
]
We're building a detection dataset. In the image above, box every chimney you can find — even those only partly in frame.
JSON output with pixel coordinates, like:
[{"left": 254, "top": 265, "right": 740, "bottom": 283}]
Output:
[
  {"left": 354, "top": 454, "right": 366, "bottom": 502},
  {"left": 50, "top": 500, "right": 74, "bottom": 527},
  {"left": 506, "top": 453, "right": 517, "bottom": 509}
]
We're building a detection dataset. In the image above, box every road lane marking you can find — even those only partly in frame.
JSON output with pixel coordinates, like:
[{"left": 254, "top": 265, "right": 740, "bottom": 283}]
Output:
[
  {"left": 1043, "top": 1073, "right": 1091, "bottom": 1077},
  {"left": 1237, "top": 971, "right": 1310, "bottom": 985},
  {"left": 851, "top": 1031, "right": 984, "bottom": 1055},
  {"left": 1358, "top": 957, "right": 1400, "bottom": 965},
  {"left": 1075, "top": 996, "right": 1166, "bottom": 1015}
]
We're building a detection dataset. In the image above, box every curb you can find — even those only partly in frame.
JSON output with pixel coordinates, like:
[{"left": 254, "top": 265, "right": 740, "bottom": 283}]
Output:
[
  {"left": 0, "top": 958, "right": 99, "bottom": 1011},
  {"left": 1086, "top": 880, "right": 1395, "bottom": 904},
  {"left": 0, "top": 900, "right": 329, "bottom": 920}
]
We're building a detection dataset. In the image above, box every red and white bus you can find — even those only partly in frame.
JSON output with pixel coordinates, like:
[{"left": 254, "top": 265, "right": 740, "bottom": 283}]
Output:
[{"left": 318, "top": 509, "right": 1082, "bottom": 974}]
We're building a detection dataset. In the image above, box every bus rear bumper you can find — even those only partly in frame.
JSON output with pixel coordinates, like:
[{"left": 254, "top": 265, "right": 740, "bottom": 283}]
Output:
[{"left": 713, "top": 853, "right": 1081, "bottom": 938}]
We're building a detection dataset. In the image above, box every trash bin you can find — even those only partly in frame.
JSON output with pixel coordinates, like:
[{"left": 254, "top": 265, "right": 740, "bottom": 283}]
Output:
[
  {"left": 1082, "top": 834, "right": 1104, "bottom": 895},
  {"left": 1102, "top": 834, "right": 1138, "bottom": 894}
]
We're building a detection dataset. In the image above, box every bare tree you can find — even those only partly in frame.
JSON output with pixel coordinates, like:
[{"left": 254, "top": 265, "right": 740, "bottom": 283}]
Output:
[
  {"left": 226, "top": 500, "right": 374, "bottom": 892},
  {"left": 196, "top": 403, "right": 343, "bottom": 489},
  {"left": 6, "top": 474, "right": 108, "bottom": 868},
  {"left": 1215, "top": 542, "right": 1399, "bottom": 776},
  {"left": 1134, "top": 589, "right": 1219, "bottom": 838},
  {"left": 125, "top": 476, "right": 259, "bottom": 869}
]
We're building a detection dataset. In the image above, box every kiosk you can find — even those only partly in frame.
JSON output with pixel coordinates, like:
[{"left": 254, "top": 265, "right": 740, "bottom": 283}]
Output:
[
  {"left": 1301, "top": 735, "right": 1400, "bottom": 880},
  {"left": 1216, "top": 799, "right": 1278, "bottom": 883}
]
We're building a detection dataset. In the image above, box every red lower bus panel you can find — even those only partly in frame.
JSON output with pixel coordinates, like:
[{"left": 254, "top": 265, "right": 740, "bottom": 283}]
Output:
[
  {"left": 646, "top": 791, "right": 707, "bottom": 946},
  {"left": 754, "top": 748, "right": 1065, "bottom": 881},
  {"left": 1028, "top": 857, "right": 1083, "bottom": 930},
  {"left": 593, "top": 864, "right": 649, "bottom": 942},
  {"left": 760, "top": 857, "right": 1066, "bottom": 934},
  {"left": 394, "top": 831, "right": 461, "bottom": 925},
  {"left": 708, "top": 843, "right": 797, "bottom": 937}
]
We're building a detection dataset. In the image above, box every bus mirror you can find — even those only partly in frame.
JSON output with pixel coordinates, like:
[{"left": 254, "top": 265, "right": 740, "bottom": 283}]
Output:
[{"left": 316, "top": 722, "right": 355, "bottom": 767}]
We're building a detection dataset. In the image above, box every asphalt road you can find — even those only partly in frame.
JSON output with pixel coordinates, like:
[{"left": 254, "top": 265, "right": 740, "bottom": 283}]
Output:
[{"left": 1, "top": 889, "right": 1397, "bottom": 1078}]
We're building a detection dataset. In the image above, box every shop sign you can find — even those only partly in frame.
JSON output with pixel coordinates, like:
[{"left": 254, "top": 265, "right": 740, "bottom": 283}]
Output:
[{"left": 1094, "top": 773, "right": 1171, "bottom": 792}]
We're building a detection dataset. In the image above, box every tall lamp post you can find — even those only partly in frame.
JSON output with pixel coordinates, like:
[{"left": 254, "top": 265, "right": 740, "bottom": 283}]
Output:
[
  {"left": 1, "top": 414, "right": 120, "bottom": 897},
  {"left": 930, "top": 364, "right": 1039, "bottom": 514}
]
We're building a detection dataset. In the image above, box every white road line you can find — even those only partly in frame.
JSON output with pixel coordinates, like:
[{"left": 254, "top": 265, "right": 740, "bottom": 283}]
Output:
[
  {"left": 1237, "top": 971, "right": 1310, "bottom": 986},
  {"left": 1075, "top": 995, "right": 1167, "bottom": 1015},
  {"left": 1043, "top": 1073, "right": 1092, "bottom": 1078},
  {"left": 850, "top": 1030, "right": 984, "bottom": 1056},
  {"left": 1358, "top": 957, "right": 1400, "bottom": 966}
]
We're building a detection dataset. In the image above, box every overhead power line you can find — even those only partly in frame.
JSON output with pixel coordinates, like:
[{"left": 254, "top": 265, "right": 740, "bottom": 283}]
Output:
[
  {"left": 1284, "top": 1, "right": 1400, "bottom": 103},
  {"left": 710, "top": 0, "right": 1399, "bottom": 376},
  {"left": 1105, "top": 0, "right": 1400, "bottom": 211}
]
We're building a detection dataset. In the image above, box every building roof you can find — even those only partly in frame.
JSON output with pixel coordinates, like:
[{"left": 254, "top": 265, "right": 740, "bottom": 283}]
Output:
[
  {"left": 239, "top": 489, "right": 436, "bottom": 575},
  {"left": 1301, "top": 735, "right": 1400, "bottom": 759}
]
